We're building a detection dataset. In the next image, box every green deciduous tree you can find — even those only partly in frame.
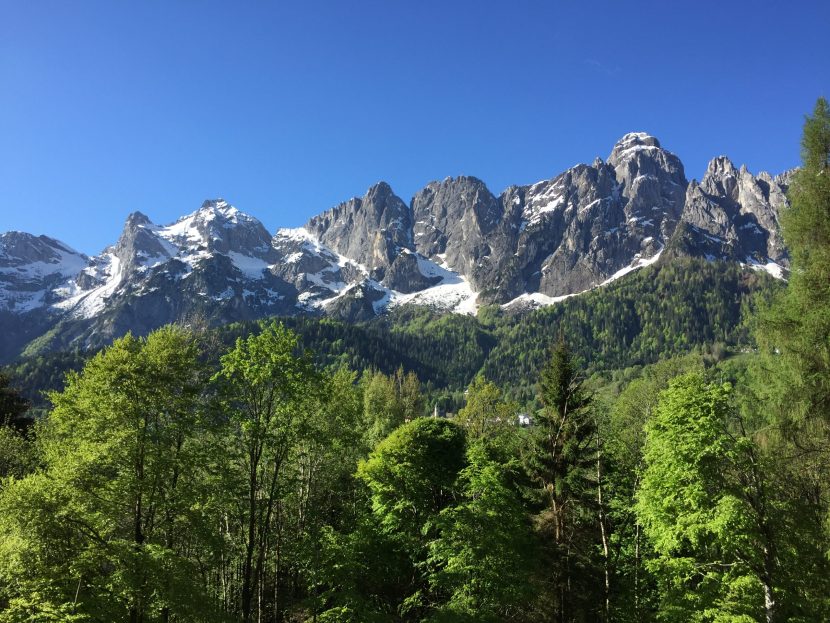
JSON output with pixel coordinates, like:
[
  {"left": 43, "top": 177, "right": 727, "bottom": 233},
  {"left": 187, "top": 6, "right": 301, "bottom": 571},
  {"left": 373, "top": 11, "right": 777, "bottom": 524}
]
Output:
[
  {"left": 635, "top": 372, "right": 826, "bottom": 622},
  {"left": 357, "top": 417, "right": 466, "bottom": 556},
  {"left": 318, "top": 418, "right": 467, "bottom": 621},
  {"left": 602, "top": 356, "right": 705, "bottom": 621},
  {"left": 290, "top": 367, "right": 365, "bottom": 620},
  {"left": 455, "top": 375, "right": 518, "bottom": 441},
  {"left": 214, "top": 320, "right": 319, "bottom": 623},
  {"left": 0, "top": 326, "right": 215, "bottom": 622},
  {"left": 428, "top": 441, "right": 535, "bottom": 623},
  {"left": 362, "top": 367, "right": 423, "bottom": 449},
  {"left": 0, "top": 425, "right": 36, "bottom": 479}
]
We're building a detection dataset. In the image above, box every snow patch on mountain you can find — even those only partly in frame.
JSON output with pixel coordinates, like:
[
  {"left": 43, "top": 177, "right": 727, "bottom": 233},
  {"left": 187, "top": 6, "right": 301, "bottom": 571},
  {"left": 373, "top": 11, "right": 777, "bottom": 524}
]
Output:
[
  {"left": 502, "top": 291, "right": 578, "bottom": 310},
  {"left": 227, "top": 252, "right": 271, "bottom": 279},
  {"left": 743, "top": 258, "right": 786, "bottom": 280},
  {"left": 276, "top": 227, "right": 369, "bottom": 275},
  {"left": 389, "top": 254, "right": 478, "bottom": 315},
  {"left": 391, "top": 277, "right": 478, "bottom": 315},
  {"left": 598, "top": 247, "right": 664, "bottom": 287},
  {"left": 522, "top": 180, "right": 567, "bottom": 226},
  {"left": 502, "top": 248, "right": 664, "bottom": 311},
  {"left": 0, "top": 235, "right": 89, "bottom": 312},
  {"left": 56, "top": 252, "right": 124, "bottom": 317}
]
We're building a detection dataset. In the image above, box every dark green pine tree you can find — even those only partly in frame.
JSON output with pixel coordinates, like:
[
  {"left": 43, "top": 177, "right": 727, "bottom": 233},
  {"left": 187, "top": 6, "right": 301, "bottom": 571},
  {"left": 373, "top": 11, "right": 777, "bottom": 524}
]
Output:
[
  {"left": 748, "top": 97, "right": 830, "bottom": 612},
  {"left": 0, "top": 371, "right": 30, "bottom": 431},
  {"left": 755, "top": 98, "right": 830, "bottom": 525},
  {"left": 529, "top": 336, "right": 599, "bottom": 622},
  {"left": 760, "top": 97, "right": 830, "bottom": 426}
]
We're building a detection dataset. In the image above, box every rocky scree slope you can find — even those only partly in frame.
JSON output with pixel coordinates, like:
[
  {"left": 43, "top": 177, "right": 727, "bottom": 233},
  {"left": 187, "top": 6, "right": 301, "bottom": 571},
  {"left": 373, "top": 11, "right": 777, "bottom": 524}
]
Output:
[{"left": 0, "top": 133, "right": 790, "bottom": 359}]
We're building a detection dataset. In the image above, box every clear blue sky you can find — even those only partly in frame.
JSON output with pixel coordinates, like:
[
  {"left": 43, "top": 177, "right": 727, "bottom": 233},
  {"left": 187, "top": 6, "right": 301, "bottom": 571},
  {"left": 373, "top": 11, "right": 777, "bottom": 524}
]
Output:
[{"left": 2, "top": 0, "right": 828, "bottom": 254}]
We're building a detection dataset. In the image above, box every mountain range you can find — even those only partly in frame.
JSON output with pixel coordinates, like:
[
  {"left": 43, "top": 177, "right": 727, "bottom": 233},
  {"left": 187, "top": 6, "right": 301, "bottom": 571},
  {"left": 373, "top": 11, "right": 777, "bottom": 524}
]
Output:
[{"left": 0, "top": 132, "right": 791, "bottom": 362}]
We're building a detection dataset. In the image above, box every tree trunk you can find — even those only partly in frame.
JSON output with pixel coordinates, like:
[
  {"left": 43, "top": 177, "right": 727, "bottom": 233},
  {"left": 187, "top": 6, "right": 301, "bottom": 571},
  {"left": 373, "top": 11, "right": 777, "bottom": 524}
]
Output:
[
  {"left": 597, "top": 454, "right": 611, "bottom": 622},
  {"left": 131, "top": 424, "right": 146, "bottom": 623},
  {"left": 242, "top": 458, "right": 259, "bottom": 623},
  {"left": 634, "top": 522, "right": 641, "bottom": 620},
  {"left": 763, "top": 577, "right": 776, "bottom": 623},
  {"left": 761, "top": 542, "right": 777, "bottom": 623}
]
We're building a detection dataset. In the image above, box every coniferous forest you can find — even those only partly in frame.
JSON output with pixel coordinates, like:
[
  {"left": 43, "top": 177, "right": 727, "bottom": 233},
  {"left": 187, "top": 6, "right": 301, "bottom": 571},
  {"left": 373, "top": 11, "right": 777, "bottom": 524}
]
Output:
[{"left": 1, "top": 100, "right": 829, "bottom": 622}]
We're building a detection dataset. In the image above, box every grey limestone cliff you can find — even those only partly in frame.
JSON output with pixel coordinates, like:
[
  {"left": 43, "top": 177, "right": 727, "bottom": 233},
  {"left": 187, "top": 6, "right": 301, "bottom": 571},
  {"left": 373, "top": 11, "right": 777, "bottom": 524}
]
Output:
[{"left": 0, "top": 133, "right": 793, "bottom": 360}]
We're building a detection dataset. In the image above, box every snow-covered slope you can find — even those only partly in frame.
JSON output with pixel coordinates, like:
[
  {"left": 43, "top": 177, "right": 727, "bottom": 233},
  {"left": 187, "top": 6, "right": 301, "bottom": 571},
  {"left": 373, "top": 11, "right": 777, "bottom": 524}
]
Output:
[{"left": 0, "top": 232, "right": 88, "bottom": 313}]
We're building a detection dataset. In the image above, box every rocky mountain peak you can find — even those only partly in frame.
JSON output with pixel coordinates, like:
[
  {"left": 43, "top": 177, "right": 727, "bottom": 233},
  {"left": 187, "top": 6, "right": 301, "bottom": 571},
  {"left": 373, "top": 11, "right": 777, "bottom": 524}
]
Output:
[
  {"left": 608, "top": 132, "right": 662, "bottom": 163},
  {"left": 0, "top": 232, "right": 87, "bottom": 316},
  {"left": 161, "top": 200, "right": 274, "bottom": 260},
  {"left": 124, "top": 211, "right": 153, "bottom": 228},
  {"left": 364, "top": 181, "right": 395, "bottom": 202},
  {"left": 701, "top": 156, "right": 740, "bottom": 198},
  {"left": 773, "top": 169, "right": 796, "bottom": 188},
  {"left": 411, "top": 175, "right": 501, "bottom": 265},
  {"left": 199, "top": 198, "right": 234, "bottom": 213},
  {"left": 706, "top": 155, "right": 738, "bottom": 177},
  {"left": 672, "top": 157, "right": 789, "bottom": 267},
  {"left": 186, "top": 199, "right": 263, "bottom": 235},
  {"left": 0, "top": 232, "right": 85, "bottom": 269},
  {"left": 606, "top": 132, "right": 686, "bottom": 197},
  {"left": 113, "top": 211, "right": 172, "bottom": 274},
  {"left": 0, "top": 132, "right": 794, "bottom": 359},
  {"left": 305, "top": 183, "right": 412, "bottom": 276}
]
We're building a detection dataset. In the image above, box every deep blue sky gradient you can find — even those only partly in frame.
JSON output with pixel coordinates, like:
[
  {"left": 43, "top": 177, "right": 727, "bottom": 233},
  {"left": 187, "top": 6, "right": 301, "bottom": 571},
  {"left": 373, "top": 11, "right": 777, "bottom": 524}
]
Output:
[{"left": 2, "top": 1, "right": 828, "bottom": 253}]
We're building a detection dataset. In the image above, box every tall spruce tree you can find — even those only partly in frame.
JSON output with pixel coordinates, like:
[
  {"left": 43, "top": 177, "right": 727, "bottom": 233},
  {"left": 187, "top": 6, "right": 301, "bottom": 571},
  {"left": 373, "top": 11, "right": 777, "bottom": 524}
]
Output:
[
  {"left": 0, "top": 371, "right": 30, "bottom": 431},
  {"left": 754, "top": 98, "right": 830, "bottom": 551},
  {"left": 745, "top": 97, "right": 830, "bottom": 617},
  {"left": 528, "top": 337, "right": 599, "bottom": 622},
  {"left": 757, "top": 97, "right": 830, "bottom": 437}
]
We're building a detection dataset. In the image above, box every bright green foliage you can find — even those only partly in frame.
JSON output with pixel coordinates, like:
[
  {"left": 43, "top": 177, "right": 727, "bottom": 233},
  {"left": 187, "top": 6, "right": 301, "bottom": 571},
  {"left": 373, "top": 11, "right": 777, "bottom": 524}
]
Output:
[
  {"left": 215, "top": 320, "right": 319, "bottom": 622},
  {"left": 428, "top": 442, "right": 535, "bottom": 622},
  {"left": 362, "top": 367, "right": 423, "bottom": 449},
  {"left": 321, "top": 418, "right": 539, "bottom": 623},
  {"left": 0, "top": 326, "right": 215, "bottom": 621},
  {"left": 0, "top": 425, "right": 36, "bottom": 479},
  {"left": 292, "top": 367, "right": 366, "bottom": 619},
  {"left": 314, "top": 515, "right": 412, "bottom": 622},
  {"left": 358, "top": 417, "right": 466, "bottom": 549},
  {"left": 637, "top": 373, "right": 749, "bottom": 621},
  {"left": 599, "top": 356, "right": 705, "bottom": 621},
  {"left": 455, "top": 375, "right": 519, "bottom": 440},
  {"left": 348, "top": 418, "right": 466, "bottom": 619},
  {"left": 634, "top": 372, "right": 818, "bottom": 622}
]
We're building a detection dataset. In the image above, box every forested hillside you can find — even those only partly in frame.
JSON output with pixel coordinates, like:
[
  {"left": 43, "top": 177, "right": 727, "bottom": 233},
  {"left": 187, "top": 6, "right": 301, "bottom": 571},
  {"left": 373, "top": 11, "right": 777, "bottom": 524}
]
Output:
[
  {"left": 0, "top": 99, "right": 828, "bottom": 622},
  {"left": 6, "top": 257, "right": 779, "bottom": 413}
]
